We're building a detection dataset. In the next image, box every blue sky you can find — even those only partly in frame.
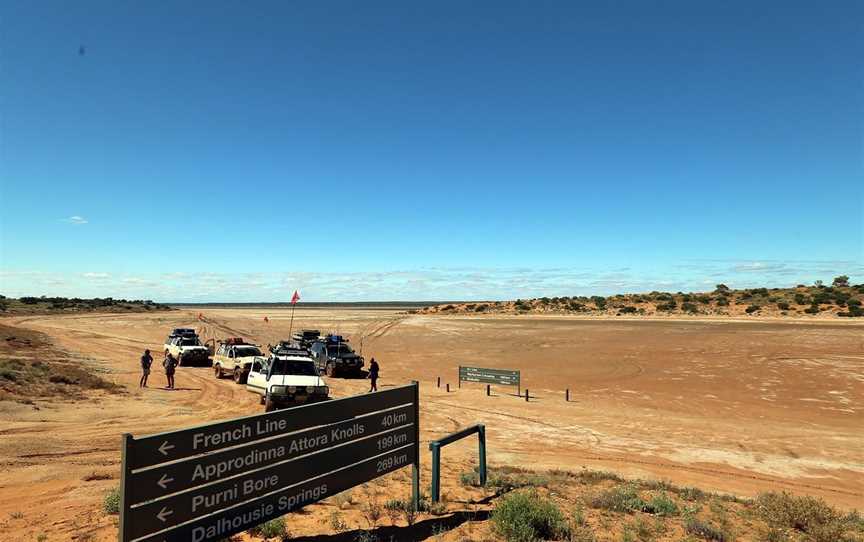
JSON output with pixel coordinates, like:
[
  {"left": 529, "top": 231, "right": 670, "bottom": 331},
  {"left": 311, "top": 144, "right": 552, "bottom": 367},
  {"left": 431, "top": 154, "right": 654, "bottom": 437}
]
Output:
[{"left": 1, "top": 1, "right": 861, "bottom": 301}]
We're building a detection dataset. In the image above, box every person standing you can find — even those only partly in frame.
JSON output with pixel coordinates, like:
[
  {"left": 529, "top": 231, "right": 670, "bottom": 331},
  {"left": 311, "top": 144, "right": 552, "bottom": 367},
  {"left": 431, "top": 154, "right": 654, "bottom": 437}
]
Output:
[
  {"left": 368, "top": 358, "right": 379, "bottom": 392},
  {"left": 163, "top": 352, "right": 177, "bottom": 389},
  {"left": 140, "top": 349, "right": 153, "bottom": 387}
]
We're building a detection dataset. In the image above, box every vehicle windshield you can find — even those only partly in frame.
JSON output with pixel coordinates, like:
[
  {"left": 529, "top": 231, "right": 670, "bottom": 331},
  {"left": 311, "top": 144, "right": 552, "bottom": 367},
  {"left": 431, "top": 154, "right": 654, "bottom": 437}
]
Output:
[
  {"left": 333, "top": 345, "right": 355, "bottom": 356},
  {"left": 269, "top": 359, "right": 318, "bottom": 376},
  {"left": 179, "top": 338, "right": 200, "bottom": 346},
  {"left": 234, "top": 346, "right": 262, "bottom": 357}
]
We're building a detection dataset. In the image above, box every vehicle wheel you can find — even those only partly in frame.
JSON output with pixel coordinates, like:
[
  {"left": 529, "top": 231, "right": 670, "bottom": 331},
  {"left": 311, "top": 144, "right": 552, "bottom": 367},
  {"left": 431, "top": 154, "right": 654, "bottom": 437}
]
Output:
[
  {"left": 214, "top": 365, "right": 222, "bottom": 378},
  {"left": 233, "top": 368, "right": 242, "bottom": 383},
  {"left": 264, "top": 394, "right": 276, "bottom": 412},
  {"left": 176, "top": 355, "right": 183, "bottom": 367},
  {"left": 325, "top": 363, "right": 335, "bottom": 377},
  {"left": 260, "top": 394, "right": 266, "bottom": 405}
]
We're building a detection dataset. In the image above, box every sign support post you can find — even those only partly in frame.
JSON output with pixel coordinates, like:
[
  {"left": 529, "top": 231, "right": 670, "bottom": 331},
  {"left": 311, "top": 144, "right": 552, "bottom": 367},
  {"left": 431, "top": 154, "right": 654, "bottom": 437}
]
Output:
[
  {"left": 118, "top": 433, "right": 132, "bottom": 542},
  {"left": 411, "top": 380, "right": 420, "bottom": 512}
]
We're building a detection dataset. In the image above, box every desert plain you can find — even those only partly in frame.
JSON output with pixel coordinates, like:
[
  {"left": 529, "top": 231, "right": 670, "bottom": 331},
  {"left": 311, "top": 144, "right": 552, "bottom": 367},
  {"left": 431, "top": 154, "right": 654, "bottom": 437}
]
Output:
[{"left": 0, "top": 308, "right": 861, "bottom": 541}]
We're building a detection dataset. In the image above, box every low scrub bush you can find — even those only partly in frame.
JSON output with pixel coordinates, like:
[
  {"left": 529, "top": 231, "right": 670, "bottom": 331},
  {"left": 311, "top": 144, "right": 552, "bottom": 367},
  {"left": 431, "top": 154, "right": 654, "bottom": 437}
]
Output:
[
  {"left": 491, "top": 490, "right": 571, "bottom": 542},
  {"left": 103, "top": 486, "right": 120, "bottom": 515},
  {"left": 685, "top": 518, "right": 728, "bottom": 541},
  {"left": 590, "top": 484, "right": 647, "bottom": 514},
  {"left": 682, "top": 302, "right": 699, "bottom": 313},
  {"left": 648, "top": 492, "right": 679, "bottom": 516},
  {"left": 753, "top": 491, "right": 853, "bottom": 540},
  {"left": 776, "top": 302, "right": 790, "bottom": 310},
  {"left": 745, "top": 304, "right": 761, "bottom": 314},
  {"left": 248, "top": 517, "right": 288, "bottom": 539}
]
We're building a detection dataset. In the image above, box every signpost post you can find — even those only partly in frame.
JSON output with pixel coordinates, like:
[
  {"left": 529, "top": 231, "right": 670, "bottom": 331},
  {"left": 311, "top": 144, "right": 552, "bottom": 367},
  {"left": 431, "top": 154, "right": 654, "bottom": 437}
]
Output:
[
  {"left": 118, "top": 383, "right": 420, "bottom": 542},
  {"left": 458, "top": 366, "right": 521, "bottom": 395}
]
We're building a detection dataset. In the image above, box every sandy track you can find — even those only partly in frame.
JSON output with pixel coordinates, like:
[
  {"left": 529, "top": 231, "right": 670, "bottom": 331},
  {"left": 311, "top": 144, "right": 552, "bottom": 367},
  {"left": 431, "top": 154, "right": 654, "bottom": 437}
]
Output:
[{"left": 0, "top": 309, "right": 862, "bottom": 540}]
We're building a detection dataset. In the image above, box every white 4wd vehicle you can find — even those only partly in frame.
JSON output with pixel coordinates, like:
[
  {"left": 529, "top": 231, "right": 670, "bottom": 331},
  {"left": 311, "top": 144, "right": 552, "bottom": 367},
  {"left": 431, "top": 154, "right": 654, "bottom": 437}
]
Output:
[
  {"left": 246, "top": 355, "right": 329, "bottom": 411},
  {"left": 163, "top": 336, "right": 211, "bottom": 366},
  {"left": 213, "top": 341, "right": 264, "bottom": 384}
]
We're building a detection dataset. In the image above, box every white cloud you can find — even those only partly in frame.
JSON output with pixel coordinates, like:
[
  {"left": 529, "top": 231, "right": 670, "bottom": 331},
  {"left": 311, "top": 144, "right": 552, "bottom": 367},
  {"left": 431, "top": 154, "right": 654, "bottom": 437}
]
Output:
[
  {"left": 63, "top": 216, "right": 88, "bottom": 225},
  {"left": 82, "top": 272, "right": 111, "bottom": 279}
]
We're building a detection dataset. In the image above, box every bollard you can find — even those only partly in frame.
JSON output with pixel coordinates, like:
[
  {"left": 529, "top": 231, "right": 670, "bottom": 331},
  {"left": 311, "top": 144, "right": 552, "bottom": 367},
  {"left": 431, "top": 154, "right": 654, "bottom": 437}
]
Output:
[
  {"left": 525, "top": 388, "right": 529, "bottom": 402},
  {"left": 437, "top": 376, "right": 441, "bottom": 388},
  {"left": 566, "top": 388, "right": 569, "bottom": 402},
  {"left": 446, "top": 383, "right": 450, "bottom": 393},
  {"left": 486, "top": 384, "right": 490, "bottom": 396}
]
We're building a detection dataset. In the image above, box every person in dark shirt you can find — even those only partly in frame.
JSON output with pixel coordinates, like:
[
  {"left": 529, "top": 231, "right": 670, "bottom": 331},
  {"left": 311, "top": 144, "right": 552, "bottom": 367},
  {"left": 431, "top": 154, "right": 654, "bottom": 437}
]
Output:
[
  {"left": 368, "top": 358, "right": 379, "bottom": 392},
  {"left": 163, "top": 352, "right": 177, "bottom": 389},
  {"left": 140, "top": 349, "right": 153, "bottom": 388}
]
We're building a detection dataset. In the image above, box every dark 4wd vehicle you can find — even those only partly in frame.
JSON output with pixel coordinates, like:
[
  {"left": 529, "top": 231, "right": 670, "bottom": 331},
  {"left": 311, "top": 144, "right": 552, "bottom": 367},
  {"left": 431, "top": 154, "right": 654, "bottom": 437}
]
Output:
[
  {"left": 291, "top": 329, "right": 320, "bottom": 348},
  {"left": 310, "top": 335, "right": 364, "bottom": 377}
]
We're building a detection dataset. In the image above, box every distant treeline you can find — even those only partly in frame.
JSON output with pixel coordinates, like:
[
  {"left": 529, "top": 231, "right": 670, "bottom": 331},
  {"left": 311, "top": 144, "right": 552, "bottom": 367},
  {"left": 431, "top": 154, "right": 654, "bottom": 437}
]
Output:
[
  {"left": 418, "top": 275, "right": 864, "bottom": 318},
  {"left": 0, "top": 295, "right": 172, "bottom": 314},
  {"left": 170, "top": 301, "right": 458, "bottom": 309}
]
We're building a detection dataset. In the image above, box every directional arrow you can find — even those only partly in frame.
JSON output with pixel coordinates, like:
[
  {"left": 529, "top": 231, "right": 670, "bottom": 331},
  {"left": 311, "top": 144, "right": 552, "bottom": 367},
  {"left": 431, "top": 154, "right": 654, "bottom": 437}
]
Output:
[
  {"left": 156, "top": 473, "right": 174, "bottom": 489},
  {"left": 156, "top": 507, "right": 173, "bottom": 522},
  {"left": 158, "top": 441, "right": 175, "bottom": 456}
]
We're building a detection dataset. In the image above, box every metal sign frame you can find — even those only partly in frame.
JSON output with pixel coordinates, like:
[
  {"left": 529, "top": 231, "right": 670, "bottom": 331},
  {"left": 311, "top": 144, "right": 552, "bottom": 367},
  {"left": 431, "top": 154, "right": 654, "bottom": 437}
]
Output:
[
  {"left": 458, "top": 365, "right": 521, "bottom": 394},
  {"left": 119, "top": 382, "right": 420, "bottom": 542}
]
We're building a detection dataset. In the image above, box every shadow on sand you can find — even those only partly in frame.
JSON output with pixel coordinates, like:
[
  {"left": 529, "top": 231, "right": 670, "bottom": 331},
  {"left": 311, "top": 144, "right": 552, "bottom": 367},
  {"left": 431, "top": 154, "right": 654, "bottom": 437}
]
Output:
[{"left": 291, "top": 510, "right": 491, "bottom": 542}]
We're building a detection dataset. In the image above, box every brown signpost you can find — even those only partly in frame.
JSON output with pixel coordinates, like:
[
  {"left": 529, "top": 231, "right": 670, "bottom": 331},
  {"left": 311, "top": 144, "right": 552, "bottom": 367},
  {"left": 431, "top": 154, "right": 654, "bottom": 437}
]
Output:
[{"left": 119, "top": 383, "right": 420, "bottom": 542}]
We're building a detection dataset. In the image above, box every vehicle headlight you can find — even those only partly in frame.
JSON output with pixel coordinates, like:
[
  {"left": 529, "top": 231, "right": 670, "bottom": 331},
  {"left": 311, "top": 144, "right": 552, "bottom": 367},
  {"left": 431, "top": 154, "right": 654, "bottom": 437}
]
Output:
[
  {"left": 271, "top": 385, "right": 286, "bottom": 395},
  {"left": 287, "top": 386, "right": 297, "bottom": 393}
]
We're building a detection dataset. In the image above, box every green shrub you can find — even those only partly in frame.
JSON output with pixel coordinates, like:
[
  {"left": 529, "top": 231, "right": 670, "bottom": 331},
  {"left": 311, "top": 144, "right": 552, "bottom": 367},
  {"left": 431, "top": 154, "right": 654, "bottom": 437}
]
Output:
[
  {"left": 656, "top": 301, "right": 676, "bottom": 311},
  {"left": 648, "top": 492, "right": 679, "bottom": 516},
  {"left": 754, "top": 491, "right": 839, "bottom": 536},
  {"left": 618, "top": 306, "right": 638, "bottom": 315},
  {"left": 745, "top": 304, "right": 760, "bottom": 314},
  {"left": 682, "top": 302, "right": 699, "bottom": 313},
  {"left": 591, "top": 296, "right": 607, "bottom": 310},
  {"left": 777, "top": 302, "right": 790, "bottom": 311},
  {"left": 685, "top": 518, "right": 728, "bottom": 541},
  {"left": 804, "top": 304, "right": 820, "bottom": 314},
  {"left": 249, "top": 517, "right": 288, "bottom": 538},
  {"left": 103, "top": 486, "right": 121, "bottom": 515},
  {"left": 590, "top": 484, "right": 647, "bottom": 513},
  {"left": 716, "top": 297, "right": 729, "bottom": 307},
  {"left": 833, "top": 275, "right": 850, "bottom": 287},
  {"left": 491, "top": 490, "right": 571, "bottom": 542}
]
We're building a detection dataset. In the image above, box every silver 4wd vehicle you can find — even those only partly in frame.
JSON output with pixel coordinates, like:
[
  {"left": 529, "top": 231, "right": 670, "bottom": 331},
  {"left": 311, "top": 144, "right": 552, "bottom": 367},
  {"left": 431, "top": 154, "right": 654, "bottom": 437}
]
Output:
[
  {"left": 246, "top": 354, "right": 329, "bottom": 412},
  {"left": 213, "top": 339, "right": 264, "bottom": 384},
  {"left": 163, "top": 334, "right": 211, "bottom": 366},
  {"left": 310, "top": 334, "right": 364, "bottom": 377}
]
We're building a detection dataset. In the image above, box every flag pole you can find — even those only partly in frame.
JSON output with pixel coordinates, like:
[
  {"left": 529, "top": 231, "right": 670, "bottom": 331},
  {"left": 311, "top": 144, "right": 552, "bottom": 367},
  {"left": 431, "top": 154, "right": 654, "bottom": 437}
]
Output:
[
  {"left": 288, "top": 303, "right": 296, "bottom": 340},
  {"left": 288, "top": 290, "right": 299, "bottom": 341}
]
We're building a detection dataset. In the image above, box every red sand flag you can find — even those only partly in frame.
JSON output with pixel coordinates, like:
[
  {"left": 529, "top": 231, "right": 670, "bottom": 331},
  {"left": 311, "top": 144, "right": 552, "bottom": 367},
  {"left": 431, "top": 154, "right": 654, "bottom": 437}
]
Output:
[{"left": 291, "top": 290, "right": 300, "bottom": 304}]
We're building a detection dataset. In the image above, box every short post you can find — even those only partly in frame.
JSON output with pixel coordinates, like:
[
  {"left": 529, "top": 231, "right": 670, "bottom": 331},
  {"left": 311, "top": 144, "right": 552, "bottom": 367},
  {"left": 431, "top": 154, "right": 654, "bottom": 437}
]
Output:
[
  {"left": 478, "top": 424, "right": 487, "bottom": 486},
  {"left": 430, "top": 442, "right": 441, "bottom": 503},
  {"left": 437, "top": 376, "right": 441, "bottom": 388},
  {"left": 486, "top": 384, "right": 490, "bottom": 396},
  {"left": 525, "top": 388, "right": 529, "bottom": 402},
  {"left": 446, "top": 383, "right": 450, "bottom": 393},
  {"left": 566, "top": 388, "right": 569, "bottom": 402}
]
